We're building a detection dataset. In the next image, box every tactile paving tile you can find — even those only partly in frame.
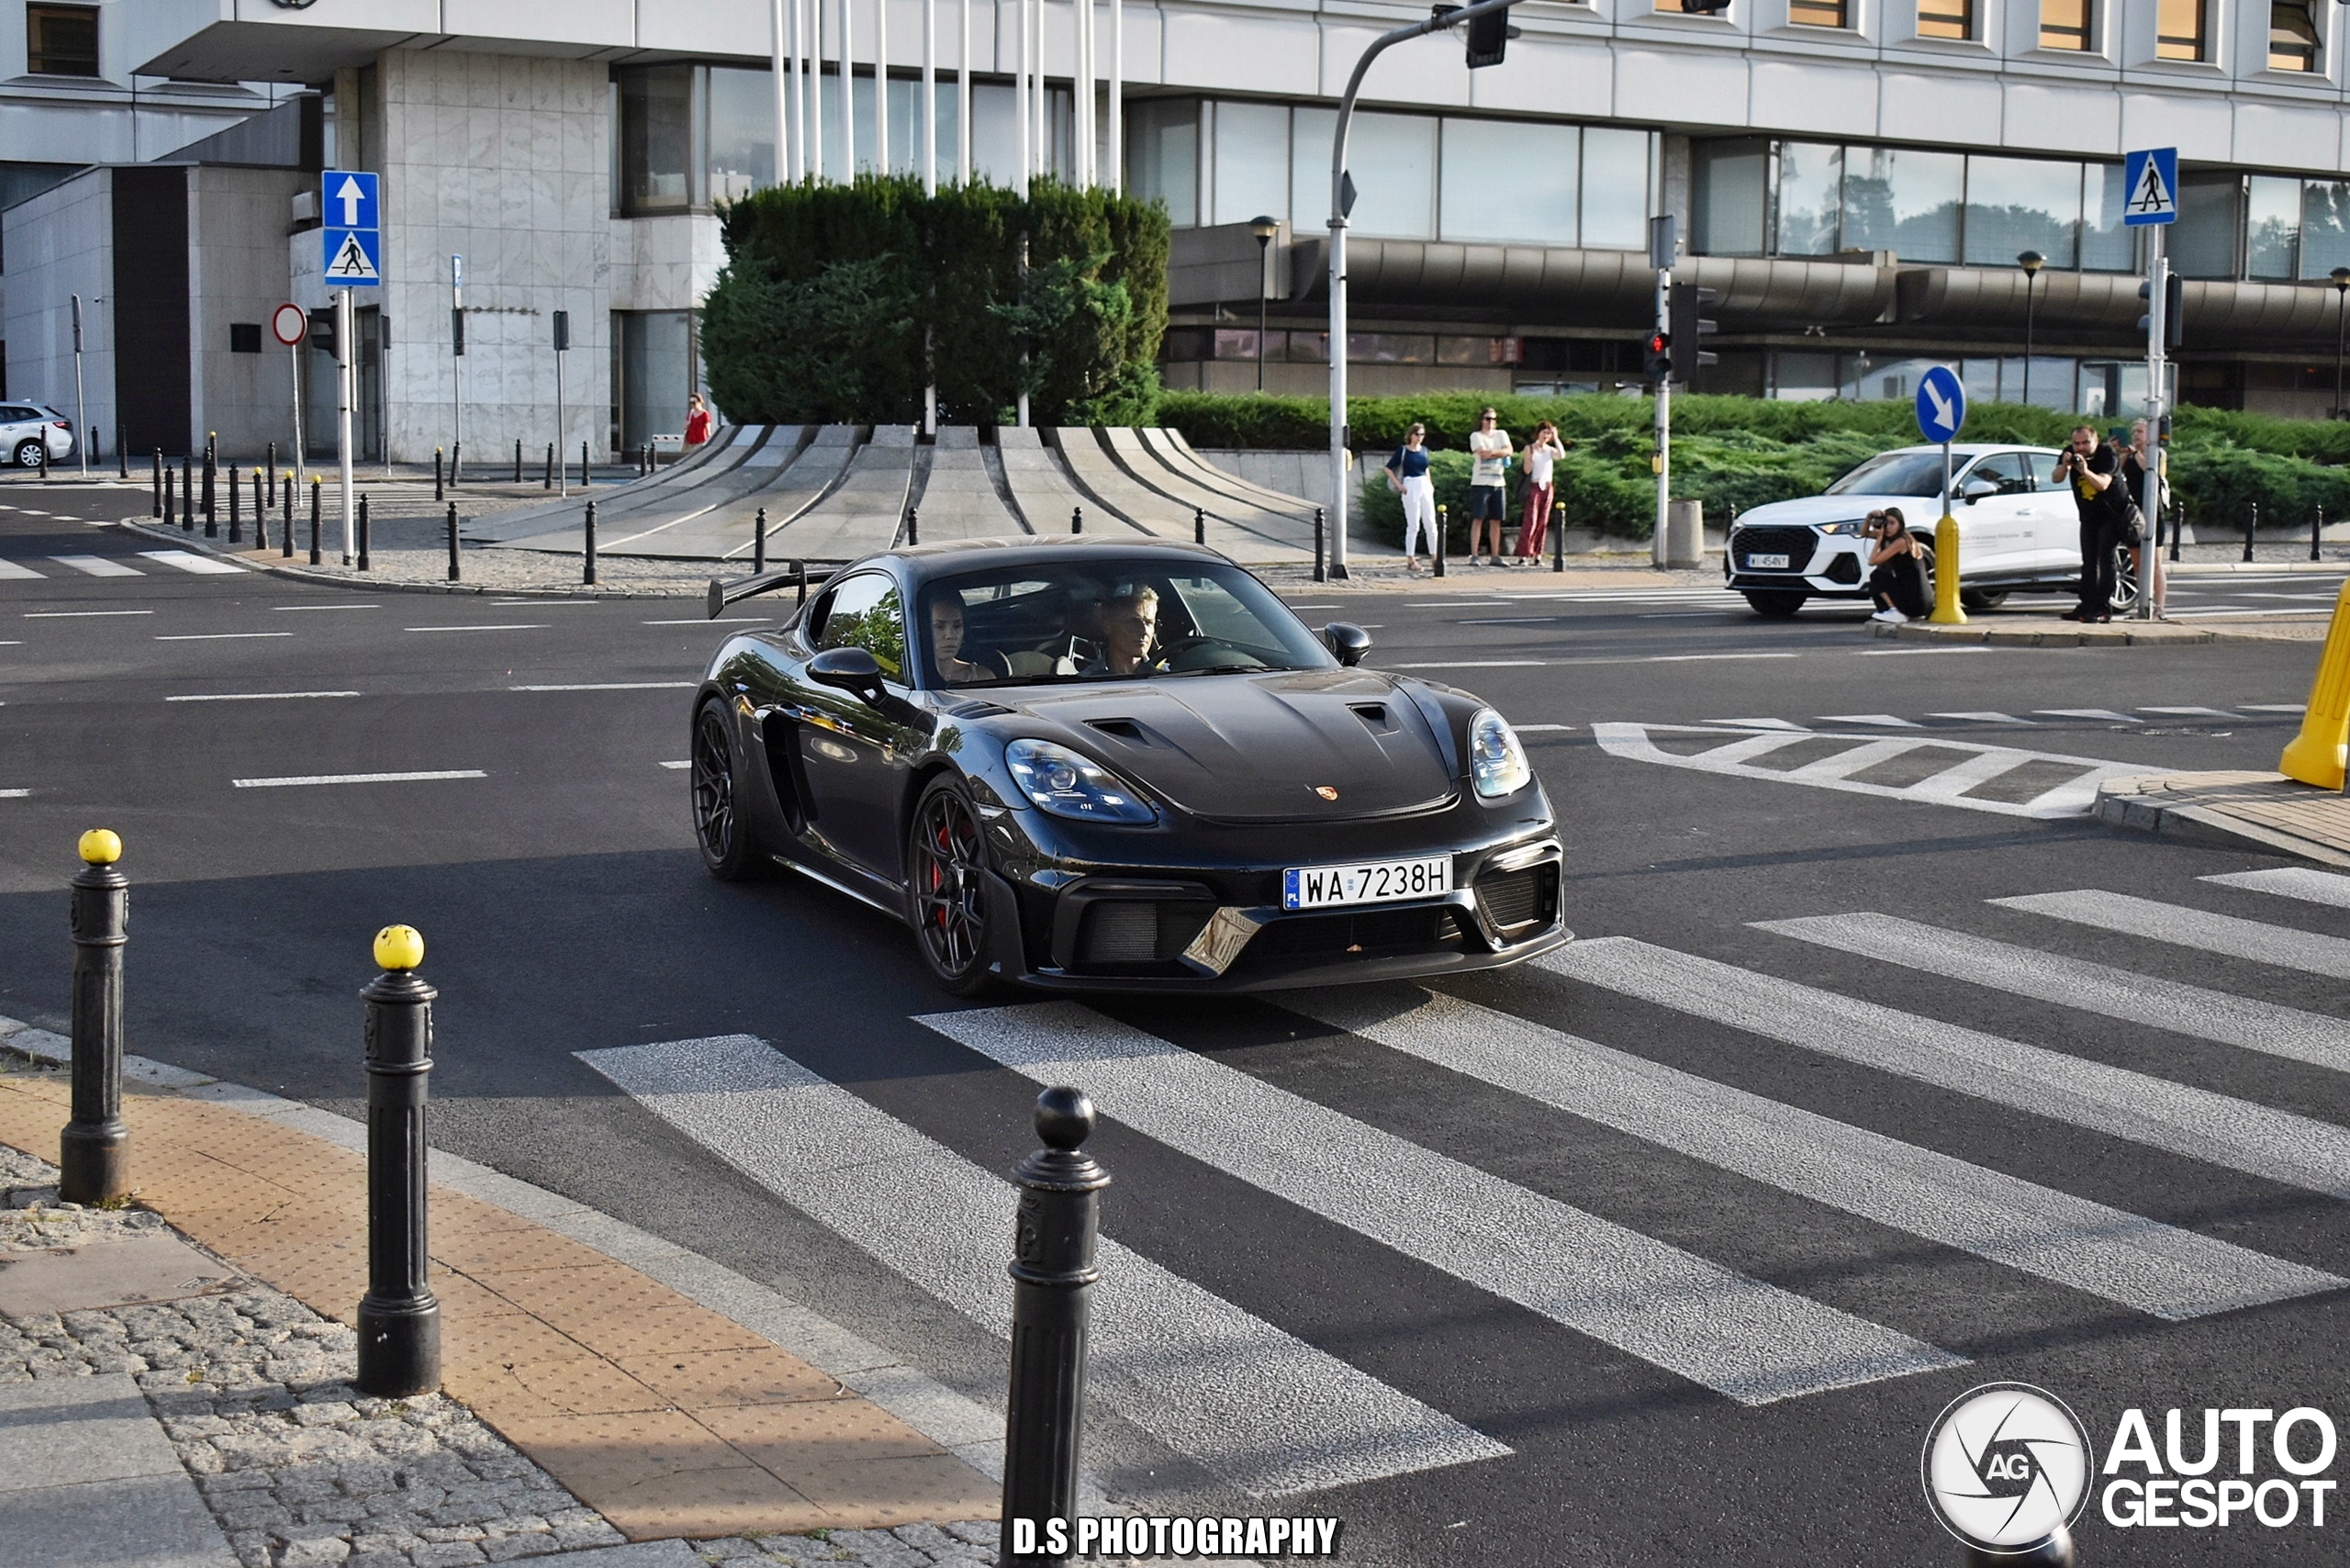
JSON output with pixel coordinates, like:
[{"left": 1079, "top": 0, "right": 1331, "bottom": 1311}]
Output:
[
  {"left": 783, "top": 1454, "right": 1003, "bottom": 1524},
  {"left": 613, "top": 1347, "right": 847, "bottom": 1410},
  {"left": 693, "top": 1397, "right": 951, "bottom": 1467}
]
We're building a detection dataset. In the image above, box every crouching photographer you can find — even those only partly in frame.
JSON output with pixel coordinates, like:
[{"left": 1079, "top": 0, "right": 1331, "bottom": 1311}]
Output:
[{"left": 1865, "top": 508, "right": 1931, "bottom": 624}]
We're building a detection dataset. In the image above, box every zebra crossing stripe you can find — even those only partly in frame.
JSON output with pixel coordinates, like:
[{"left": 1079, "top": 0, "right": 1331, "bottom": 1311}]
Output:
[
  {"left": 576, "top": 1036, "right": 1505, "bottom": 1495},
  {"left": 138, "top": 549, "right": 246, "bottom": 575},
  {"left": 0, "top": 560, "right": 43, "bottom": 580},
  {"left": 921, "top": 1002, "right": 1964, "bottom": 1406},
  {"left": 1815, "top": 714, "right": 1922, "bottom": 728},
  {"left": 1539, "top": 937, "right": 2350, "bottom": 1200},
  {"left": 2201, "top": 868, "right": 2350, "bottom": 910},
  {"left": 1931, "top": 711, "right": 2033, "bottom": 724},
  {"left": 1291, "top": 989, "right": 2337, "bottom": 1320},
  {"left": 49, "top": 554, "right": 139, "bottom": 577},
  {"left": 1756, "top": 913, "right": 2350, "bottom": 1076},
  {"left": 1992, "top": 890, "right": 2350, "bottom": 980}
]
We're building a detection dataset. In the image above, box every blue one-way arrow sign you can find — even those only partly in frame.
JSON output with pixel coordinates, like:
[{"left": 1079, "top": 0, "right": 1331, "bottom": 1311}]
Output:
[
  {"left": 1915, "top": 365, "right": 1965, "bottom": 445},
  {"left": 319, "top": 169, "right": 381, "bottom": 287}
]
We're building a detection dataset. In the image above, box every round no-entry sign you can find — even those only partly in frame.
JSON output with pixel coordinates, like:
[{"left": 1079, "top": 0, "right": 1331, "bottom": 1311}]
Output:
[{"left": 271, "top": 303, "right": 308, "bottom": 346}]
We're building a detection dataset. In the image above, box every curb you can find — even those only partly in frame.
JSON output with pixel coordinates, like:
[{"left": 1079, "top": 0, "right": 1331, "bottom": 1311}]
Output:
[
  {"left": 114, "top": 517, "right": 703, "bottom": 600},
  {"left": 2093, "top": 772, "right": 2350, "bottom": 868},
  {"left": 1873, "top": 617, "right": 2235, "bottom": 647}
]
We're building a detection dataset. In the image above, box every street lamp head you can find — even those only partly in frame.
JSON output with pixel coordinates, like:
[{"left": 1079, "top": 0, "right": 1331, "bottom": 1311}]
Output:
[
  {"left": 2018, "top": 251, "right": 2045, "bottom": 275},
  {"left": 1248, "top": 215, "right": 1281, "bottom": 242},
  {"left": 2332, "top": 265, "right": 2350, "bottom": 294}
]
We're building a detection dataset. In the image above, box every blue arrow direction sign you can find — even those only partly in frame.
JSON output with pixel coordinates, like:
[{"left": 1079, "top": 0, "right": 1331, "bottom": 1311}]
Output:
[
  {"left": 2123, "top": 148, "right": 2178, "bottom": 227},
  {"left": 322, "top": 170, "right": 377, "bottom": 231},
  {"left": 322, "top": 227, "right": 381, "bottom": 285},
  {"left": 1915, "top": 365, "right": 1965, "bottom": 444}
]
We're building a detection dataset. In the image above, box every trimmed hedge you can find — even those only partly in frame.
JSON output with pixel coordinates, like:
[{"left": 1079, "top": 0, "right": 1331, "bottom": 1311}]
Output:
[
  {"left": 704, "top": 176, "right": 1169, "bottom": 428},
  {"left": 1163, "top": 390, "right": 2350, "bottom": 539}
]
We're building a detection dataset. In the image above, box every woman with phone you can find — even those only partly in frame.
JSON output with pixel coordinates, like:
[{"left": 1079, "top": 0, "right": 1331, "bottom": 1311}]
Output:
[{"left": 1866, "top": 508, "right": 1930, "bottom": 623}]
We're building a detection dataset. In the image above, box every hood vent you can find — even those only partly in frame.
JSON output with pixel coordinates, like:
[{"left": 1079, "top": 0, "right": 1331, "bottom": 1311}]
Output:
[
  {"left": 1086, "top": 717, "right": 1145, "bottom": 741},
  {"left": 1349, "top": 702, "right": 1395, "bottom": 734}
]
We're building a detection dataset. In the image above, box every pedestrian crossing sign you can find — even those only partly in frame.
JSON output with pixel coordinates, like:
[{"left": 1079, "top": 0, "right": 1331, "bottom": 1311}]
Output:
[
  {"left": 323, "top": 227, "right": 380, "bottom": 284},
  {"left": 2123, "top": 148, "right": 2177, "bottom": 227}
]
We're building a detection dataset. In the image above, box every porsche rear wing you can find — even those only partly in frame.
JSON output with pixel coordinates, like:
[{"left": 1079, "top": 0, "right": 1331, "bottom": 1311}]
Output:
[{"left": 705, "top": 562, "right": 836, "bottom": 620}]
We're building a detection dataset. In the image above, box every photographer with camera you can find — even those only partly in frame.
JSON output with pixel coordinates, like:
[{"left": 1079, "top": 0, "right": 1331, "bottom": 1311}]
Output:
[
  {"left": 1865, "top": 507, "right": 1931, "bottom": 623},
  {"left": 2053, "top": 423, "right": 2130, "bottom": 622}
]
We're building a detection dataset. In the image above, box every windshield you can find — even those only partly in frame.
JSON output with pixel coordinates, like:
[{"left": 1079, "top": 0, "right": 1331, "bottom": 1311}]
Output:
[
  {"left": 1824, "top": 451, "right": 1953, "bottom": 498},
  {"left": 917, "top": 559, "right": 1337, "bottom": 689}
]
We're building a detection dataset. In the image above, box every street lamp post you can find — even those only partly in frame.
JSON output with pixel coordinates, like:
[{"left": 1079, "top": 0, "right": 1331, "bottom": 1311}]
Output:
[
  {"left": 2331, "top": 266, "right": 2350, "bottom": 419},
  {"left": 2018, "top": 250, "right": 2044, "bottom": 407},
  {"left": 1248, "top": 215, "right": 1279, "bottom": 393},
  {"left": 1326, "top": 0, "right": 1517, "bottom": 580}
]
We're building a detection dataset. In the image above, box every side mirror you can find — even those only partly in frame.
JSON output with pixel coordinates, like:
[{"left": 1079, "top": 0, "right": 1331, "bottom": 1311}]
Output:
[
  {"left": 1961, "top": 477, "right": 1999, "bottom": 504},
  {"left": 808, "top": 645, "right": 886, "bottom": 704},
  {"left": 1324, "top": 622, "right": 1372, "bottom": 667}
]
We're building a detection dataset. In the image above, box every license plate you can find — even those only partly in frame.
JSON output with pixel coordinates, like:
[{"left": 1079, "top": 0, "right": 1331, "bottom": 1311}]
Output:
[
  {"left": 1745, "top": 553, "right": 1791, "bottom": 569},
  {"left": 1282, "top": 856, "right": 1450, "bottom": 911}
]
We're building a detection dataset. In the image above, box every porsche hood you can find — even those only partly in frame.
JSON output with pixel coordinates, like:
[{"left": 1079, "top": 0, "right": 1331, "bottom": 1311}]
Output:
[{"left": 997, "top": 669, "right": 1458, "bottom": 822}]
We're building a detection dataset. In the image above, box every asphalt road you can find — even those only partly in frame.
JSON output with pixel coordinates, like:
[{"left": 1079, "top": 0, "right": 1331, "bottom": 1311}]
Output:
[{"left": 4, "top": 480, "right": 2347, "bottom": 1566}]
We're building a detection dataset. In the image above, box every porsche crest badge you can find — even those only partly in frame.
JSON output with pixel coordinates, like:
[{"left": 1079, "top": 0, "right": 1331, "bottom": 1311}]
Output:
[{"left": 1313, "top": 786, "right": 1339, "bottom": 801}]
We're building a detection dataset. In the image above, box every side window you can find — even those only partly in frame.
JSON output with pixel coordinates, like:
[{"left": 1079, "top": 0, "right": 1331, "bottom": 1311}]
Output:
[
  {"left": 813, "top": 573, "right": 906, "bottom": 681},
  {"left": 2024, "top": 451, "right": 2063, "bottom": 490},
  {"left": 1965, "top": 454, "right": 2031, "bottom": 496}
]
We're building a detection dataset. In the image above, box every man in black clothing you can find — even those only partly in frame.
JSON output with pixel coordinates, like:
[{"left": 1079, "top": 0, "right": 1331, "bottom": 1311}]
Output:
[{"left": 2053, "top": 424, "right": 2128, "bottom": 621}]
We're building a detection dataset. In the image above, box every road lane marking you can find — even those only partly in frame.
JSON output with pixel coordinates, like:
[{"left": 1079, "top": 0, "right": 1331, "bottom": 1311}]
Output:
[
  {"left": 1651, "top": 653, "right": 1802, "bottom": 663},
  {"left": 1391, "top": 660, "right": 1549, "bottom": 669},
  {"left": 2242, "top": 703, "right": 2307, "bottom": 713},
  {"left": 2034, "top": 709, "right": 2137, "bottom": 722},
  {"left": 167, "top": 691, "right": 362, "bottom": 702},
  {"left": 1816, "top": 714, "right": 1921, "bottom": 728},
  {"left": 644, "top": 618, "right": 765, "bottom": 625},
  {"left": 156, "top": 633, "right": 293, "bottom": 642},
  {"left": 578, "top": 1036, "right": 1505, "bottom": 1495},
  {"left": 509, "top": 681, "right": 699, "bottom": 692},
  {"left": 49, "top": 555, "right": 140, "bottom": 577},
  {"left": 924, "top": 1002, "right": 1963, "bottom": 1405},
  {"left": 0, "top": 561, "right": 44, "bottom": 579},
  {"left": 1932, "top": 711, "right": 2034, "bottom": 723},
  {"left": 0, "top": 789, "right": 27, "bottom": 799},
  {"left": 24, "top": 610, "right": 151, "bottom": 618},
  {"left": 1758, "top": 913, "right": 2350, "bottom": 1075},
  {"left": 2141, "top": 706, "right": 2243, "bottom": 719},
  {"left": 273, "top": 603, "right": 382, "bottom": 611},
  {"left": 1542, "top": 936, "right": 2350, "bottom": 1200},
  {"left": 1514, "top": 723, "right": 1574, "bottom": 733},
  {"left": 1294, "top": 987, "right": 2338, "bottom": 1320},
  {"left": 2203, "top": 868, "right": 2350, "bottom": 908},
  {"left": 231, "top": 769, "right": 487, "bottom": 789},
  {"left": 404, "top": 624, "right": 548, "bottom": 633},
  {"left": 490, "top": 599, "right": 597, "bottom": 605},
  {"left": 1994, "top": 890, "right": 2350, "bottom": 980},
  {"left": 1704, "top": 718, "right": 1809, "bottom": 731},
  {"left": 138, "top": 550, "right": 245, "bottom": 576}
]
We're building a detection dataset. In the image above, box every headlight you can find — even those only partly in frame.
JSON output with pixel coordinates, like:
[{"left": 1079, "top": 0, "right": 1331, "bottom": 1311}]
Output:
[
  {"left": 1003, "top": 739, "right": 1157, "bottom": 824},
  {"left": 1468, "top": 709, "right": 1531, "bottom": 800},
  {"left": 1817, "top": 520, "right": 1868, "bottom": 536}
]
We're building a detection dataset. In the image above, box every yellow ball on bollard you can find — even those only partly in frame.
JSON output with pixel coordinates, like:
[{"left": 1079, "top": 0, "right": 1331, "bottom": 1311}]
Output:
[
  {"left": 373, "top": 924, "right": 425, "bottom": 972},
  {"left": 78, "top": 829, "right": 122, "bottom": 865}
]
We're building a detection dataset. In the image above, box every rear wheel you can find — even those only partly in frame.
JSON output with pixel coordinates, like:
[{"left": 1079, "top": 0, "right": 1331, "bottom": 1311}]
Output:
[
  {"left": 690, "top": 700, "right": 763, "bottom": 880},
  {"left": 907, "top": 775, "right": 997, "bottom": 995},
  {"left": 12, "top": 440, "right": 42, "bottom": 468},
  {"left": 2109, "top": 543, "right": 2141, "bottom": 612},
  {"left": 1960, "top": 588, "right": 2009, "bottom": 611},
  {"left": 1743, "top": 589, "right": 1807, "bottom": 618}
]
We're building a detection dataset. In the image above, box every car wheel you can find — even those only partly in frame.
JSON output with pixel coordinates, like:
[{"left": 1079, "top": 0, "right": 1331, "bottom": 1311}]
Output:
[
  {"left": 907, "top": 774, "right": 997, "bottom": 996},
  {"left": 1960, "top": 588, "right": 2009, "bottom": 611},
  {"left": 2109, "top": 543, "right": 2141, "bottom": 612},
  {"left": 11, "top": 440, "right": 41, "bottom": 468},
  {"left": 690, "top": 700, "right": 763, "bottom": 880},
  {"left": 1743, "top": 590, "right": 1807, "bottom": 618}
]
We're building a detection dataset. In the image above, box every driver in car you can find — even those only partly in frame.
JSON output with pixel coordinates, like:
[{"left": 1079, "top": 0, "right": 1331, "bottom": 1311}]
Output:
[{"left": 1081, "top": 587, "right": 1158, "bottom": 677}]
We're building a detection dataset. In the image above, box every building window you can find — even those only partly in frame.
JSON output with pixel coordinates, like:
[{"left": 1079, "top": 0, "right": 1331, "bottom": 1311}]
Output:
[
  {"left": 26, "top": 5, "right": 99, "bottom": 76},
  {"left": 614, "top": 310, "right": 699, "bottom": 454},
  {"left": 2304, "top": 181, "right": 2350, "bottom": 279},
  {"left": 1693, "top": 140, "right": 1769, "bottom": 255},
  {"left": 1964, "top": 155, "right": 2084, "bottom": 268},
  {"left": 2269, "top": 1, "right": 2321, "bottom": 71},
  {"left": 619, "top": 65, "right": 699, "bottom": 213},
  {"left": 1441, "top": 118, "right": 1577, "bottom": 245},
  {"left": 1917, "top": 0, "right": 1973, "bottom": 39},
  {"left": 1787, "top": 0, "right": 1849, "bottom": 27},
  {"left": 2038, "top": 0, "right": 2091, "bottom": 50},
  {"left": 1128, "top": 99, "right": 1200, "bottom": 227},
  {"left": 708, "top": 67, "right": 777, "bottom": 202},
  {"left": 2156, "top": 0, "right": 2208, "bottom": 60},
  {"left": 1841, "top": 145, "right": 1963, "bottom": 263},
  {"left": 1775, "top": 142, "right": 1843, "bottom": 255},
  {"left": 2247, "top": 174, "right": 2301, "bottom": 277},
  {"left": 2171, "top": 171, "right": 2242, "bottom": 277},
  {"left": 1209, "top": 101, "right": 1292, "bottom": 229}
]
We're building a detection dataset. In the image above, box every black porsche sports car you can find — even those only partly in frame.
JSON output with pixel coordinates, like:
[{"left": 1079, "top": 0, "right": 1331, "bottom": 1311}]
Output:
[{"left": 689, "top": 538, "right": 1566, "bottom": 992}]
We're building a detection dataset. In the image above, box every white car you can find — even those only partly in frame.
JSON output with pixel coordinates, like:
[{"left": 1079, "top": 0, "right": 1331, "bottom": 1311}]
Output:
[
  {"left": 1, "top": 404, "right": 75, "bottom": 467},
  {"left": 1724, "top": 442, "right": 2135, "bottom": 617}
]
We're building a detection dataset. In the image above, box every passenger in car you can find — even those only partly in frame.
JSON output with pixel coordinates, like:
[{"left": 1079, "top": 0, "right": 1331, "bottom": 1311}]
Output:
[
  {"left": 1864, "top": 509, "right": 1930, "bottom": 624},
  {"left": 926, "top": 593, "right": 1011, "bottom": 686}
]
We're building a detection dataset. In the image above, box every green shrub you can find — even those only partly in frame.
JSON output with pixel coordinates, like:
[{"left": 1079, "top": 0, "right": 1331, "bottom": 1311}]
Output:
[{"left": 705, "top": 175, "right": 1169, "bottom": 428}]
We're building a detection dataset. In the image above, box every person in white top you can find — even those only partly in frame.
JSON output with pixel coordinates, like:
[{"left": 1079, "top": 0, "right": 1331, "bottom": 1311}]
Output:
[
  {"left": 1515, "top": 420, "right": 1565, "bottom": 563},
  {"left": 1466, "top": 408, "right": 1513, "bottom": 566}
]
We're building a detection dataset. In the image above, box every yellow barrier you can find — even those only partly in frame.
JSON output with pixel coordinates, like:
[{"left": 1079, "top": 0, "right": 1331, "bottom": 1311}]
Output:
[
  {"left": 1929, "top": 512, "right": 1966, "bottom": 624},
  {"left": 2279, "top": 575, "right": 2350, "bottom": 790}
]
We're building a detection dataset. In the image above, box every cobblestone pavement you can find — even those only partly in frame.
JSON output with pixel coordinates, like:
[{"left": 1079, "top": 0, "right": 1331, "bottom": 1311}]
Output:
[{"left": 0, "top": 1124, "right": 997, "bottom": 1568}]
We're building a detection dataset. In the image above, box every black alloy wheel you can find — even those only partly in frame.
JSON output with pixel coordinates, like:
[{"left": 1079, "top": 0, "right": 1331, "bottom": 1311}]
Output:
[
  {"left": 691, "top": 701, "right": 760, "bottom": 880},
  {"left": 2109, "top": 543, "right": 2142, "bottom": 612},
  {"left": 908, "top": 775, "right": 996, "bottom": 995}
]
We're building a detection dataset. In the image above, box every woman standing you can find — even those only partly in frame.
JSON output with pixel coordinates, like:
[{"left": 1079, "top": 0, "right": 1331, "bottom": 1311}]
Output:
[
  {"left": 1386, "top": 423, "right": 1437, "bottom": 572},
  {"left": 683, "top": 392, "right": 714, "bottom": 450},
  {"left": 2123, "top": 420, "right": 2165, "bottom": 619},
  {"left": 1515, "top": 421, "right": 1565, "bottom": 564}
]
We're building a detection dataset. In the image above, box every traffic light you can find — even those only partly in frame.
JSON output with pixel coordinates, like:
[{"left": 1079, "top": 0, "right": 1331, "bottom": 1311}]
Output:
[
  {"left": 1643, "top": 330, "right": 1673, "bottom": 381},
  {"left": 1680, "top": 0, "right": 1733, "bottom": 10},
  {"left": 308, "top": 306, "right": 338, "bottom": 362},
  {"left": 2136, "top": 274, "right": 2185, "bottom": 351},
  {"left": 1435, "top": 4, "right": 1518, "bottom": 69},
  {"left": 1669, "top": 282, "right": 1720, "bottom": 383}
]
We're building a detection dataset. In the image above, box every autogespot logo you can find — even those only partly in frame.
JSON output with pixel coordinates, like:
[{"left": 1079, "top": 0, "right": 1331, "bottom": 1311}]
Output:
[{"left": 1922, "top": 1383, "right": 2095, "bottom": 1552}]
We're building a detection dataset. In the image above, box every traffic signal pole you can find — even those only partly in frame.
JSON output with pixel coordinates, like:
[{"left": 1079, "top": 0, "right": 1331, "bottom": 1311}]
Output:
[
  {"left": 2142, "top": 224, "right": 2168, "bottom": 620},
  {"left": 1327, "top": 0, "right": 1518, "bottom": 582},
  {"left": 337, "top": 288, "right": 355, "bottom": 566},
  {"left": 1654, "top": 264, "right": 1672, "bottom": 567}
]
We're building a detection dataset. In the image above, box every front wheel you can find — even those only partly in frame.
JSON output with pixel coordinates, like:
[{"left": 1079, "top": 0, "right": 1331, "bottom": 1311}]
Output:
[
  {"left": 1960, "top": 588, "right": 2010, "bottom": 611},
  {"left": 907, "top": 775, "right": 997, "bottom": 995},
  {"left": 2109, "top": 543, "right": 2141, "bottom": 612},
  {"left": 1743, "top": 590, "right": 1807, "bottom": 618},
  {"left": 12, "top": 440, "right": 43, "bottom": 469},
  {"left": 690, "top": 700, "right": 763, "bottom": 880}
]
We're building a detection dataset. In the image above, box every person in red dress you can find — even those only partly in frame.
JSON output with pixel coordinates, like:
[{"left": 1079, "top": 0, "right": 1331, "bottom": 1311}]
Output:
[{"left": 683, "top": 392, "right": 713, "bottom": 449}]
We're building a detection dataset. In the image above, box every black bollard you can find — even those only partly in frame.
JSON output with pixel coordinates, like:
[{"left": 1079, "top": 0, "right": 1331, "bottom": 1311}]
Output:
[
  {"left": 355, "top": 924, "right": 442, "bottom": 1399},
  {"left": 228, "top": 465, "right": 241, "bottom": 543},
  {"left": 252, "top": 471, "right": 267, "bottom": 552},
  {"left": 795, "top": 559, "right": 808, "bottom": 606},
  {"left": 2315, "top": 505, "right": 2325, "bottom": 563},
  {"left": 1314, "top": 506, "right": 1326, "bottom": 583},
  {"left": 1193, "top": 506, "right": 1204, "bottom": 546},
  {"left": 181, "top": 455, "right": 194, "bottom": 532},
  {"left": 281, "top": 476, "right": 295, "bottom": 558},
  {"left": 1071, "top": 506, "right": 1083, "bottom": 536},
  {"left": 2168, "top": 501, "right": 2183, "bottom": 564},
  {"left": 2244, "top": 500, "right": 2257, "bottom": 563},
  {"left": 543, "top": 442, "right": 554, "bottom": 490},
  {"left": 358, "top": 495, "right": 372, "bottom": 571},
  {"left": 202, "top": 443, "right": 215, "bottom": 534},
  {"left": 1552, "top": 499, "right": 1566, "bottom": 572},
  {"left": 581, "top": 439, "right": 591, "bottom": 490},
  {"left": 308, "top": 479, "right": 322, "bottom": 566},
  {"left": 434, "top": 447, "right": 444, "bottom": 501},
  {"left": 451, "top": 441, "right": 461, "bottom": 487},
  {"left": 39, "top": 434, "right": 49, "bottom": 481},
  {"left": 267, "top": 443, "right": 277, "bottom": 504},
  {"left": 1000, "top": 1086, "right": 1107, "bottom": 1565},
  {"left": 754, "top": 508, "right": 767, "bottom": 575},
  {"left": 59, "top": 830, "right": 130, "bottom": 1206},
  {"left": 906, "top": 506, "right": 920, "bottom": 546},
  {"left": 152, "top": 451, "right": 162, "bottom": 518},
  {"left": 116, "top": 430, "right": 127, "bottom": 480},
  {"left": 583, "top": 499, "right": 598, "bottom": 586},
  {"left": 513, "top": 438, "right": 523, "bottom": 485},
  {"left": 446, "top": 502, "right": 461, "bottom": 583},
  {"left": 1434, "top": 503, "right": 1448, "bottom": 578}
]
